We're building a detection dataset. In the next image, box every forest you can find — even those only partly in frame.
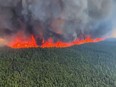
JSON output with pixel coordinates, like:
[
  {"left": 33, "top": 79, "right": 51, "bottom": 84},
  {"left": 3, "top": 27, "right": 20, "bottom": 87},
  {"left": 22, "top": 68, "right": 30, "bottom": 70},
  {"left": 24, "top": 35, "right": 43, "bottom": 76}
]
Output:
[{"left": 0, "top": 40, "right": 116, "bottom": 87}]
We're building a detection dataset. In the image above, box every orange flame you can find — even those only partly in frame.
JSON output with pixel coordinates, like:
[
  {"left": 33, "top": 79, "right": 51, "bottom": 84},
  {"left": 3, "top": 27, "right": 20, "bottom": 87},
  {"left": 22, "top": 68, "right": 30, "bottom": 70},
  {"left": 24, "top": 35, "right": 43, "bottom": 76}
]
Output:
[
  {"left": 41, "top": 36, "right": 105, "bottom": 48},
  {"left": 4, "top": 33, "right": 105, "bottom": 49},
  {"left": 7, "top": 35, "right": 38, "bottom": 48}
]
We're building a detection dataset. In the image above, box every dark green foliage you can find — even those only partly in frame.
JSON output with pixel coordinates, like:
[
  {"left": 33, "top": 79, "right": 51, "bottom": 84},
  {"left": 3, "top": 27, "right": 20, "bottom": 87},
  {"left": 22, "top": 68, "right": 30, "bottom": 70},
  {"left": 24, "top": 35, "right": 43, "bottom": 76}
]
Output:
[{"left": 0, "top": 41, "right": 116, "bottom": 87}]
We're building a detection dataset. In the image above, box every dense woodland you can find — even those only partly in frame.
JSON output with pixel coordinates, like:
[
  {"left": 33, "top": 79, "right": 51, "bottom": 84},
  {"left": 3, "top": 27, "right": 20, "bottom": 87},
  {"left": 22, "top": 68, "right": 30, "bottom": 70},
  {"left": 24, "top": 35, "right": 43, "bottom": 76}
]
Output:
[{"left": 0, "top": 40, "right": 116, "bottom": 87}]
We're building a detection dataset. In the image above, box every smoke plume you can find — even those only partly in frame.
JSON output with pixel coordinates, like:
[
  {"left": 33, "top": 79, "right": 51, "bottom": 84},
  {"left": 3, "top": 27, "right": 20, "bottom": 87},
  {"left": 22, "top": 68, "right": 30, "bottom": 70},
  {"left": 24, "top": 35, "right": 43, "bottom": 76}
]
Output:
[{"left": 0, "top": 0, "right": 115, "bottom": 46}]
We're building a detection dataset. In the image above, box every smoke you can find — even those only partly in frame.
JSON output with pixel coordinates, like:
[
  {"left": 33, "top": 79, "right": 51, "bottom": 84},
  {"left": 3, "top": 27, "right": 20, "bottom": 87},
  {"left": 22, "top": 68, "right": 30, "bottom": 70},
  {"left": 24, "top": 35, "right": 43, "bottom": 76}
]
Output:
[{"left": 0, "top": 0, "right": 115, "bottom": 45}]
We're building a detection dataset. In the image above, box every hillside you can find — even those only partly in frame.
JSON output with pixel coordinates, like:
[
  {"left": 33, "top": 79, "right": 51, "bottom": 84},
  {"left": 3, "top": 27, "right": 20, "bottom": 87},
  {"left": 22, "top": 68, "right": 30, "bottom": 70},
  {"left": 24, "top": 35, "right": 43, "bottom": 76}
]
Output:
[{"left": 0, "top": 40, "right": 116, "bottom": 87}]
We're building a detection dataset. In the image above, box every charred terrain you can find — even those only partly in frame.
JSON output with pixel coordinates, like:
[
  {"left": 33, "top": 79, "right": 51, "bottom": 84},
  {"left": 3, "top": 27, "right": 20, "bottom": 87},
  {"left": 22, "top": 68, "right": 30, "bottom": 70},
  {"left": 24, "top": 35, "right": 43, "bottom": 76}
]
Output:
[{"left": 0, "top": 39, "right": 116, "bottom": 87}]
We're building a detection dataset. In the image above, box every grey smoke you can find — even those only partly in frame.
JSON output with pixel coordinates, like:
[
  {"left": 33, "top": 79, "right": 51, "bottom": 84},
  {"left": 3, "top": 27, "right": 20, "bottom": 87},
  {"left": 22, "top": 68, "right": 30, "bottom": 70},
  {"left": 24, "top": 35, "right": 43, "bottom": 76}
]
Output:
[{"left": 0, "top": 0, "right": 115, "bottom": 45}]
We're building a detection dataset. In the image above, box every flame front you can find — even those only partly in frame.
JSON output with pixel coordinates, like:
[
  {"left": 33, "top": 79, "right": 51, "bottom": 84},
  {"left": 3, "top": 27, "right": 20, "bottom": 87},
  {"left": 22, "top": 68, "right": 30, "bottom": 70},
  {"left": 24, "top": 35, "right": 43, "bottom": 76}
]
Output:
[
  {"left": 7, "top": 35, "right": 38, "bottom": 48},
  {"left": 4, "top": 33, "right": 105, "bottom": 49}
]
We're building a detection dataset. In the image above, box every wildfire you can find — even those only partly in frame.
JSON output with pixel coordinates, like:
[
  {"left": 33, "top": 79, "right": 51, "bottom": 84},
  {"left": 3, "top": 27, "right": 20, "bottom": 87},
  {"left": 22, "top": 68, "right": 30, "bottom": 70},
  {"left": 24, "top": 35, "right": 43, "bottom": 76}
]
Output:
[
  {"left": 3, "top": 33, "right": 105, "bottom": 49},
  {"left": 7, "top": 35, "right": 38, "bottom": 49}
]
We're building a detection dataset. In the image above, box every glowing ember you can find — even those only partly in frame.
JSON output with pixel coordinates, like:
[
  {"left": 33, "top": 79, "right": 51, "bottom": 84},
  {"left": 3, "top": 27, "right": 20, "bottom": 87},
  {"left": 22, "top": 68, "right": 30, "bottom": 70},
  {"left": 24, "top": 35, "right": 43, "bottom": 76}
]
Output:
[{"left": 5, "top": 34, "right": 105, "bottom": 49}]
